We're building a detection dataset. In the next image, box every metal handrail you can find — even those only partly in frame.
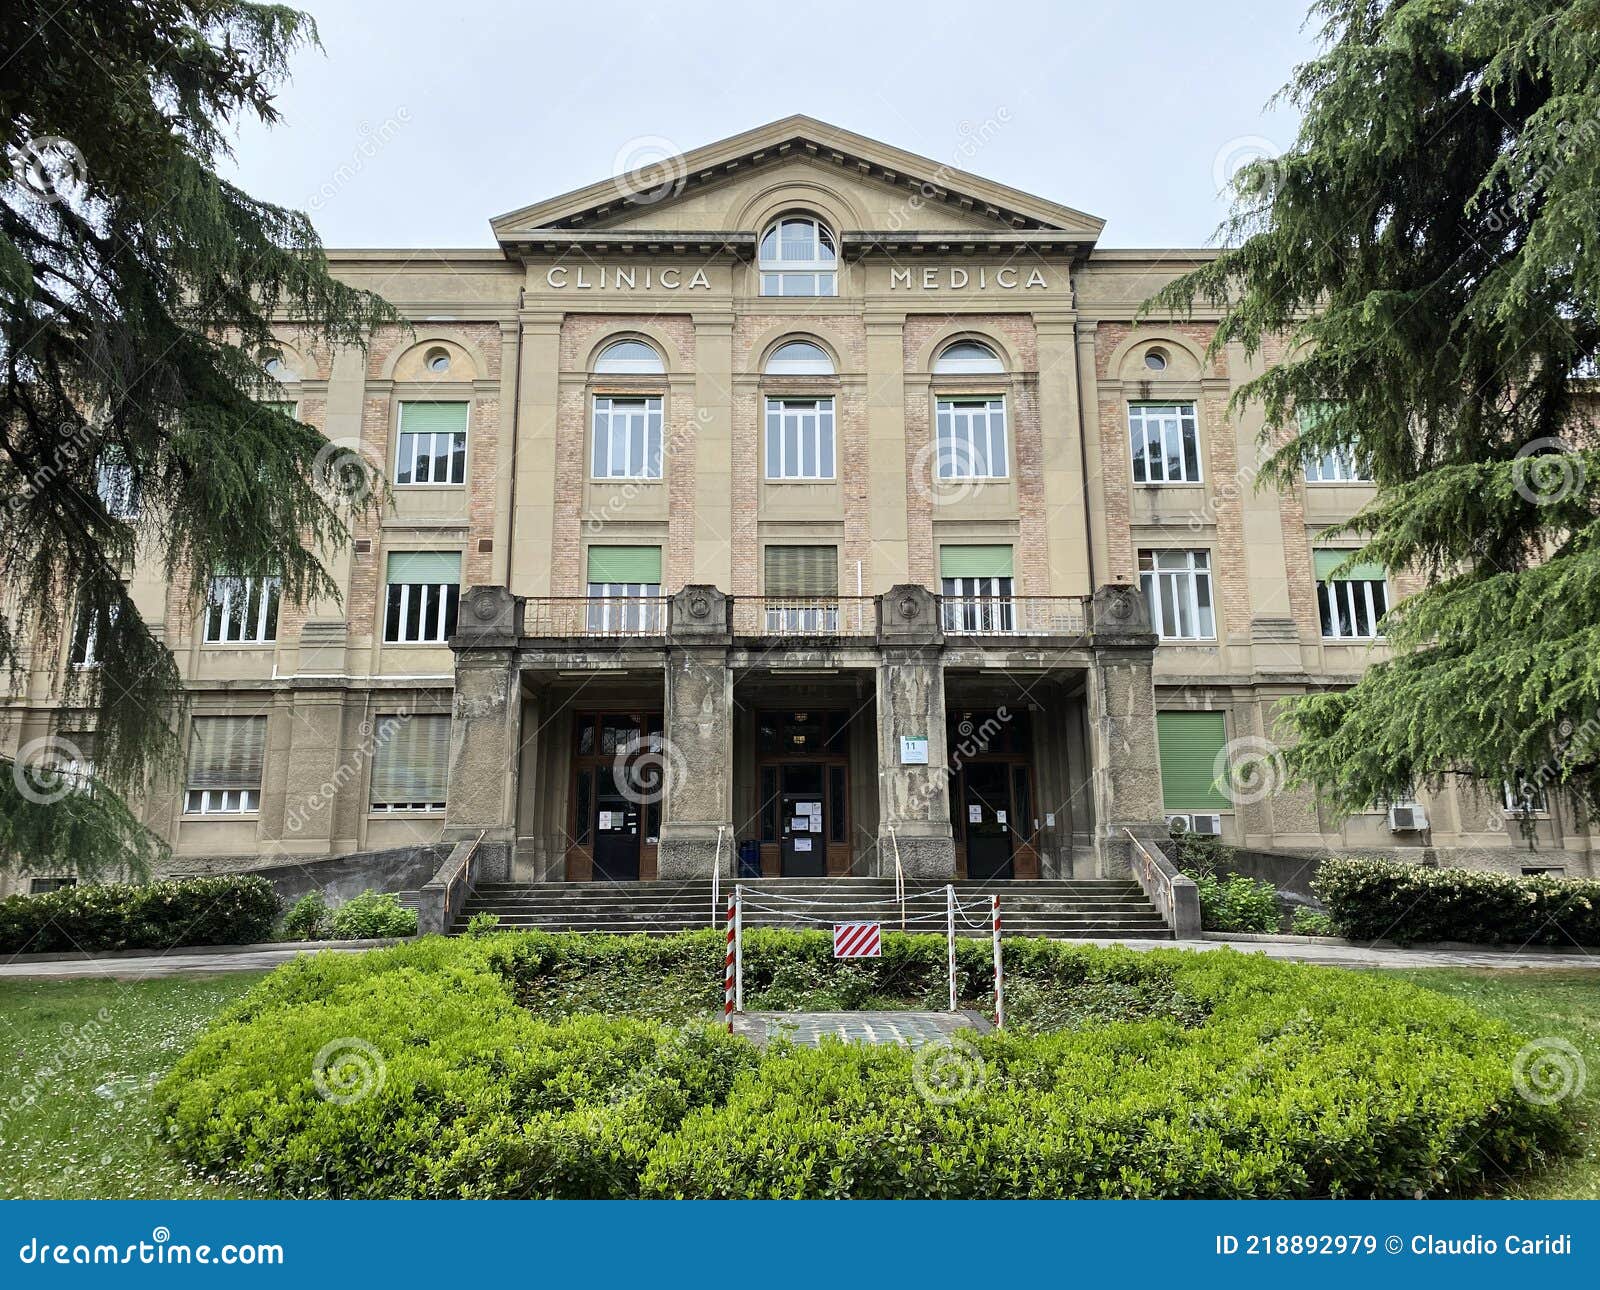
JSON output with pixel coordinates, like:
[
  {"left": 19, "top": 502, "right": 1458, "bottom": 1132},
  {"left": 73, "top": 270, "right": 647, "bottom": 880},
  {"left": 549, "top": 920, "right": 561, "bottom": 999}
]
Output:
[
  {"left": 522, "top": 595, "right": 668, "bottom": 638},
  {"left": 730, "top": 596, "right": 876, "bottom": 637},
  {"left": 710, "top": 824, "right": 727, "bottom": 929},
  {"left": 1123, "top": 827, "right": 1202, "bottom": 940},
  {"left": 937, "top": 594, "right": 1090, "bottom": 637},
  {"left": 887, "top": 824, "right": 906, "bottom": 931}
]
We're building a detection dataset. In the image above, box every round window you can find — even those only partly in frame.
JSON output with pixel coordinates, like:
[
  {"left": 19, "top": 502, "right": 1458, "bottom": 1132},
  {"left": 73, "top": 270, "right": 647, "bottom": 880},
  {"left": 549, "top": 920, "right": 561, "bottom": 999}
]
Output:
[
  {"left": 425, "top": 347, "right": 451, "bottom": 374},
  {"left": 1144, "top": 348, "right": 1169, "bottom": 372}
]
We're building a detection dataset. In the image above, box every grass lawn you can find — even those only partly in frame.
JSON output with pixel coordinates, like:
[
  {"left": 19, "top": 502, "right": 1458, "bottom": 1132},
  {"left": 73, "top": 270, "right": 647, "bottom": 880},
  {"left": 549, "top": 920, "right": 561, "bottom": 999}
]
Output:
[
  {"left": 0, "top": 973, "right": 266, "bottom": 1199},
  {"left": 1, "top": 960, "right": 1595, "bottom": 1198},
  {"left": 1382, "top": 969, "right": 1600, "bottom": 1199}
]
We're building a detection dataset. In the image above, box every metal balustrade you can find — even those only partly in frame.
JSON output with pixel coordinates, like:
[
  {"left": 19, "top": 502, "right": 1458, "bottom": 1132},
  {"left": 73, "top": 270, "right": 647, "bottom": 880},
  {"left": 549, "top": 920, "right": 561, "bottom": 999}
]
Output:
[
  {"left": 729, "top": 596, "right": 877, "bottom": 637},
  {"left": 937, "top": 595, "right": 1090, "bottom": 637},
  {"left": 521, "top": 596, "right": 668, "bottom": 638}
]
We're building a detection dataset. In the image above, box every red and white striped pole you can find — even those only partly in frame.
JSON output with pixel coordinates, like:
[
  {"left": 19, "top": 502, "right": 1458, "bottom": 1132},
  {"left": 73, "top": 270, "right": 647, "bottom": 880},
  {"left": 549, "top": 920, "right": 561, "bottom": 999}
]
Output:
[
  {"left": 992, "top": 893, "right": 1004, "bottom": 1031},
  {"left": 724, "top": 891, "right": 737, "bottom": 1034}
]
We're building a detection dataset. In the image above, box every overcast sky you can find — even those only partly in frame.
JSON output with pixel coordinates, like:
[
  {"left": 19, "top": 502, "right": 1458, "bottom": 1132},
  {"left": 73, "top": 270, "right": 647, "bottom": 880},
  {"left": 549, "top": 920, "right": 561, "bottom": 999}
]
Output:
[{"left": 223, "top": 0, "right": 1320, "bottom": 249}]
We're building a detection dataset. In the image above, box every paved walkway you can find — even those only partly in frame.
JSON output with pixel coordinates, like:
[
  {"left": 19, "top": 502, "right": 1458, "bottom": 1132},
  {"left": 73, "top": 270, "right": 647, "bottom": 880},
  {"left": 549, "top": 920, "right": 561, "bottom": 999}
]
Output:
[
  {"left": 0, "top": 935, "right": 1595, "bottom": 981},
  {"left": 734, "top": 1009, "right": 992, "bottom": 1048}
]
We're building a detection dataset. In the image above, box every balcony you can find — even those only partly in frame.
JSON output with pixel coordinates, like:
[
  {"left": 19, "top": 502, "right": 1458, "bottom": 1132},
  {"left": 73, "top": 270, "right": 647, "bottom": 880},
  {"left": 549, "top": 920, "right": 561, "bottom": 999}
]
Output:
[
  {"left": 515, "top": 591, "right": 1095, "bottom": 643},
  {"left": 729, "top": 597, "right": 876, "bottom": 638},
  {"left": 938, "top": 595, "right": 1088, "bottom": 637}
]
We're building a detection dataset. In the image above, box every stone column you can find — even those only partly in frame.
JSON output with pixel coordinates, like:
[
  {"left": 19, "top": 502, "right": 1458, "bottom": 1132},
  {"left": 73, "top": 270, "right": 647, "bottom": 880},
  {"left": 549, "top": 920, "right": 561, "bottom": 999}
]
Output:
[
  {"left": 656, "top": 586, "right": 734, "bottom": 879},
  {"left": 442, "top": 586, "right": 523, "bottom": 880},
  {"left": 1088, "top": 583, "right": 1165, "bottom": 875},
  {"left": 873, "top": 585, "right": 955, "bottom": 878}
]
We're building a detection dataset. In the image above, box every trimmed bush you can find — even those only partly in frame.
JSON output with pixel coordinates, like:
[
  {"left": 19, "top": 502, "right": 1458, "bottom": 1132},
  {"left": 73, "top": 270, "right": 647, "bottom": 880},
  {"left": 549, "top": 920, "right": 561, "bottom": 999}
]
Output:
[
  {"left": 279, "top": 891, "right": 330, "bottom": 941},
  {"left": 0, "top": 875, "right": 278, "bottom": 954},
  {"left": 1315, "top": 857, "right": 1600, "bottom": 945},
  {"left": 1291, "top": 907, "right": 1339, "bottom": 937},
  {"left": 328, "top": 890, "right": 417, "bottom": 940},
  {"left": 156, "top": 930, "right": 1572, "bottom": 1198},
  {"left": 1191, "top": 871, "right": 1279, "bottom": 933}
]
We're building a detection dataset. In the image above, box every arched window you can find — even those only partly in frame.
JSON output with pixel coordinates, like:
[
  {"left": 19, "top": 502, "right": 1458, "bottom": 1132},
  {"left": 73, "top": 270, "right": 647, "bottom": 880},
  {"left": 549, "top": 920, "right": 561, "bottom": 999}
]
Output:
[
  {"left": 933, "top": 341, "right": 1004, "bottom": 375},
  {"left": 594, "top": 339, "right": 666, "bottom": 374},
  {"left": 764, "top": 340, "right": 834, "bottom": 376},
  {"left": 759, "top": 215, "right": 837, "bottom": 296}
]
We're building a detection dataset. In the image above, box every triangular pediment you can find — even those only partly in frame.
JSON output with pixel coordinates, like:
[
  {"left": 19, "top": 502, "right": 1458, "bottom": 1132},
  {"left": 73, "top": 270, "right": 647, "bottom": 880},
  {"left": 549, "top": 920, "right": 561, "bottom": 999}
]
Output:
[{"left": 491, "top": 115, "right": 1103, "bottom": 248}]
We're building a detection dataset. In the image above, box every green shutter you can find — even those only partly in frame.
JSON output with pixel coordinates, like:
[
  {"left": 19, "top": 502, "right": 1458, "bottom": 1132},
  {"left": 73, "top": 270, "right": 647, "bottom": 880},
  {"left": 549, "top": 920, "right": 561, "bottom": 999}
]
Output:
[
  {"left": 399, "top": 402, "right": 469, "bottom": 435},
  {"left": 261, "top": 400, "right": 297, "bottom": 418},
  {"left": 1296, "top": 400, "right": 1337, "bottom": 431},
  {"left": 764, "top": 546, "right": 838, "bottom": 597},
  {"left": 369, "top": 713, "right": 451, "bottom": 806},
  {"left": 1313, "top": 549, "right": 1386, "bottom": 582},
  {"left": 939, "top": 545, "right": 1014, "bottom": 578},
  {"left": 586, "top": 545, "right": 661, "bottom": 584},
  {"left": 1157, "top": 711, "right": 1230, "bottom": 811},
  {"left": 386, "top": 551, "right": 461, "bottom": 585},
  {"left": 187, "top": 716, "right": 267, "bottom": 791}
]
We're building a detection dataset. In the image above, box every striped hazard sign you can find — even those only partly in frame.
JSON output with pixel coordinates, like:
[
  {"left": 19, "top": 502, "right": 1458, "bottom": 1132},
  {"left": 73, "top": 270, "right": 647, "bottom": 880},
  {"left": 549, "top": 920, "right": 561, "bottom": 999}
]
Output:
[{"left": 833, "top": 922, "right": 882, "bottom": 958}]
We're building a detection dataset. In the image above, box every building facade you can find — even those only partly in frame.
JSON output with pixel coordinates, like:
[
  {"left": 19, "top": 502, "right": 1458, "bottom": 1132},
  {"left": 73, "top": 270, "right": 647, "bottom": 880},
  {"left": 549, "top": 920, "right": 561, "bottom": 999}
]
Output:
[{"left": 4, "top": 117, "right": 1592, "bottom": 897}]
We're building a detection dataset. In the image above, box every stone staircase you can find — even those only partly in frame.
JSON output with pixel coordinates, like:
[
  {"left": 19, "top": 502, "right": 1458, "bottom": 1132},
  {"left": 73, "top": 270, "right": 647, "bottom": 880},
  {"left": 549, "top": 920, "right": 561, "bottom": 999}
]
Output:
[{"left": 452, "top": 878, "right": 1172, "bottom": 940}]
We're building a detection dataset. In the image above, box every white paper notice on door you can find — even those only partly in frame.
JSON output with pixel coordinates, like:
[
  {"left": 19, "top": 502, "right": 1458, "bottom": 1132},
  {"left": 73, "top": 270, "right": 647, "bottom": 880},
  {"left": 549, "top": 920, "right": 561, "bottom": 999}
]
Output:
[
  {"left": 794, "top": 838, "right": 812, "bottom": 852},
  {"left": 791, "top": 817, "right": 809, "bottom": 833},
  {"left": 968, "top": 804, "right": 983, "bottom": 823},
  {"left": 996, "top": 810, "right": 1007, "bottom": 825},
  {"left": 598, "top": 810, "right": 612, "bottom": 830}
]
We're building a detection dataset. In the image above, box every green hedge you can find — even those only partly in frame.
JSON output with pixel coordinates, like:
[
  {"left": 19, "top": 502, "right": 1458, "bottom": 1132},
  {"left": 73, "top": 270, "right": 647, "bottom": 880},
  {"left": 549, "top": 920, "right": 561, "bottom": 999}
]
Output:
[
  {"left": 0, "top": 875, "right": 279, "bottom": 954},
  {"left": 155, "top": 930, "right": 1571, "bottom": 1198},
  {"left": 1314, "top": 857, "right": 1600, "bottom": 945}
]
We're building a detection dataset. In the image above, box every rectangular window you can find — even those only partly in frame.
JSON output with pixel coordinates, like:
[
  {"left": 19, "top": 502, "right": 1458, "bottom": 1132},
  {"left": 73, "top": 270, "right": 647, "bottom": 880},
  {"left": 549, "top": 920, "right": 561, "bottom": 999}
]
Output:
[
  {"left": 1304, "top": 447, "right": 1371, "bottom": 483},
  {"left": 936, "top": 397, "right": 1008, "bottom": 479},
  {"left": 585, "top": 546, "right": 662, "bottom": 634},
  {"left": 765, "top": 397, "right": 835, "bottom": 480},
  {"left": 97, "top": 453, "right": 139, "bottom": 518},
  {"left": 1139, "top": 549, "right": 1215, "bottom": 640},
  {"left": 1503, "top": 775, "right": 1550, "bottom": 816},
  {"left": 1157, "top": 711, "right": 1230, "bottom": 811},
  {"left": 396, "top": 402, "right": 469, "bottom": 485},
  {"left": 939, "top": 544, "right": 1016, "bottom": 633},
  {"left": 203, "top": 576, "right": 281, "bottom": 644},
  {"left": 763, "top": 545, "right": 838, "bottom": 632},
  {"left": 184, "top": 715, "right": 266, "bottom": 814},
  {"left": 384, "top": 551, "right": 461, "bottom": 644},
  {"left": 1315, "top": 550, "right": 1387, "bottom": 640},
  {"left": 1128, "top": 403, "right": 1202, "bottom": 484},
  {"left": 68, "top": 597, "right": 120, "bottom": 668},
  {"left": 369, "top": 713, "right": 450, "bottom": 812},
  {"left": 30, "top": 877, "right": 79, "bottom": 894},
  {"left": 591, "top": 396, "right": 664, "bottom": 480}
]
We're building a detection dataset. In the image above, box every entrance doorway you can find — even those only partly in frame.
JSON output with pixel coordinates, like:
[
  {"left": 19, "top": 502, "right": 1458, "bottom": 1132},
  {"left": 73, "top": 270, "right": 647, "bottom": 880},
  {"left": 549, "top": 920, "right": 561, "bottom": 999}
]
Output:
[
  {"left": 569, "top": 711, "right": 662, "bottom": 882},
  {"left": 755, "top": 710, "right": 850, "bottom": 876},
  {"left": 949, "top": 708, "right": 1038, "bottom": 880}
]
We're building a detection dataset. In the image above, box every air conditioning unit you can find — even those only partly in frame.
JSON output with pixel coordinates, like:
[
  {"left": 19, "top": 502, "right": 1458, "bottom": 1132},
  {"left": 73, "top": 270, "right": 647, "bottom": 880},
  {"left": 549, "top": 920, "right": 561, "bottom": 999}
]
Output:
[
  {"left": 1167, "top": 813, "right": 1223, "bottom": 836},
  {"left": 1388, "top": 803, "right": 1429, "bottom": 832}
]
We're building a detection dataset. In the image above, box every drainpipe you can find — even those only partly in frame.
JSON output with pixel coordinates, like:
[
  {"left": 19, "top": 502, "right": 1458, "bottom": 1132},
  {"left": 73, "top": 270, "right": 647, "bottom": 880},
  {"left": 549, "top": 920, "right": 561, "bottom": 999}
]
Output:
[{"left": 1070, "top": 258, "right": 1100, "bottom": 593}]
